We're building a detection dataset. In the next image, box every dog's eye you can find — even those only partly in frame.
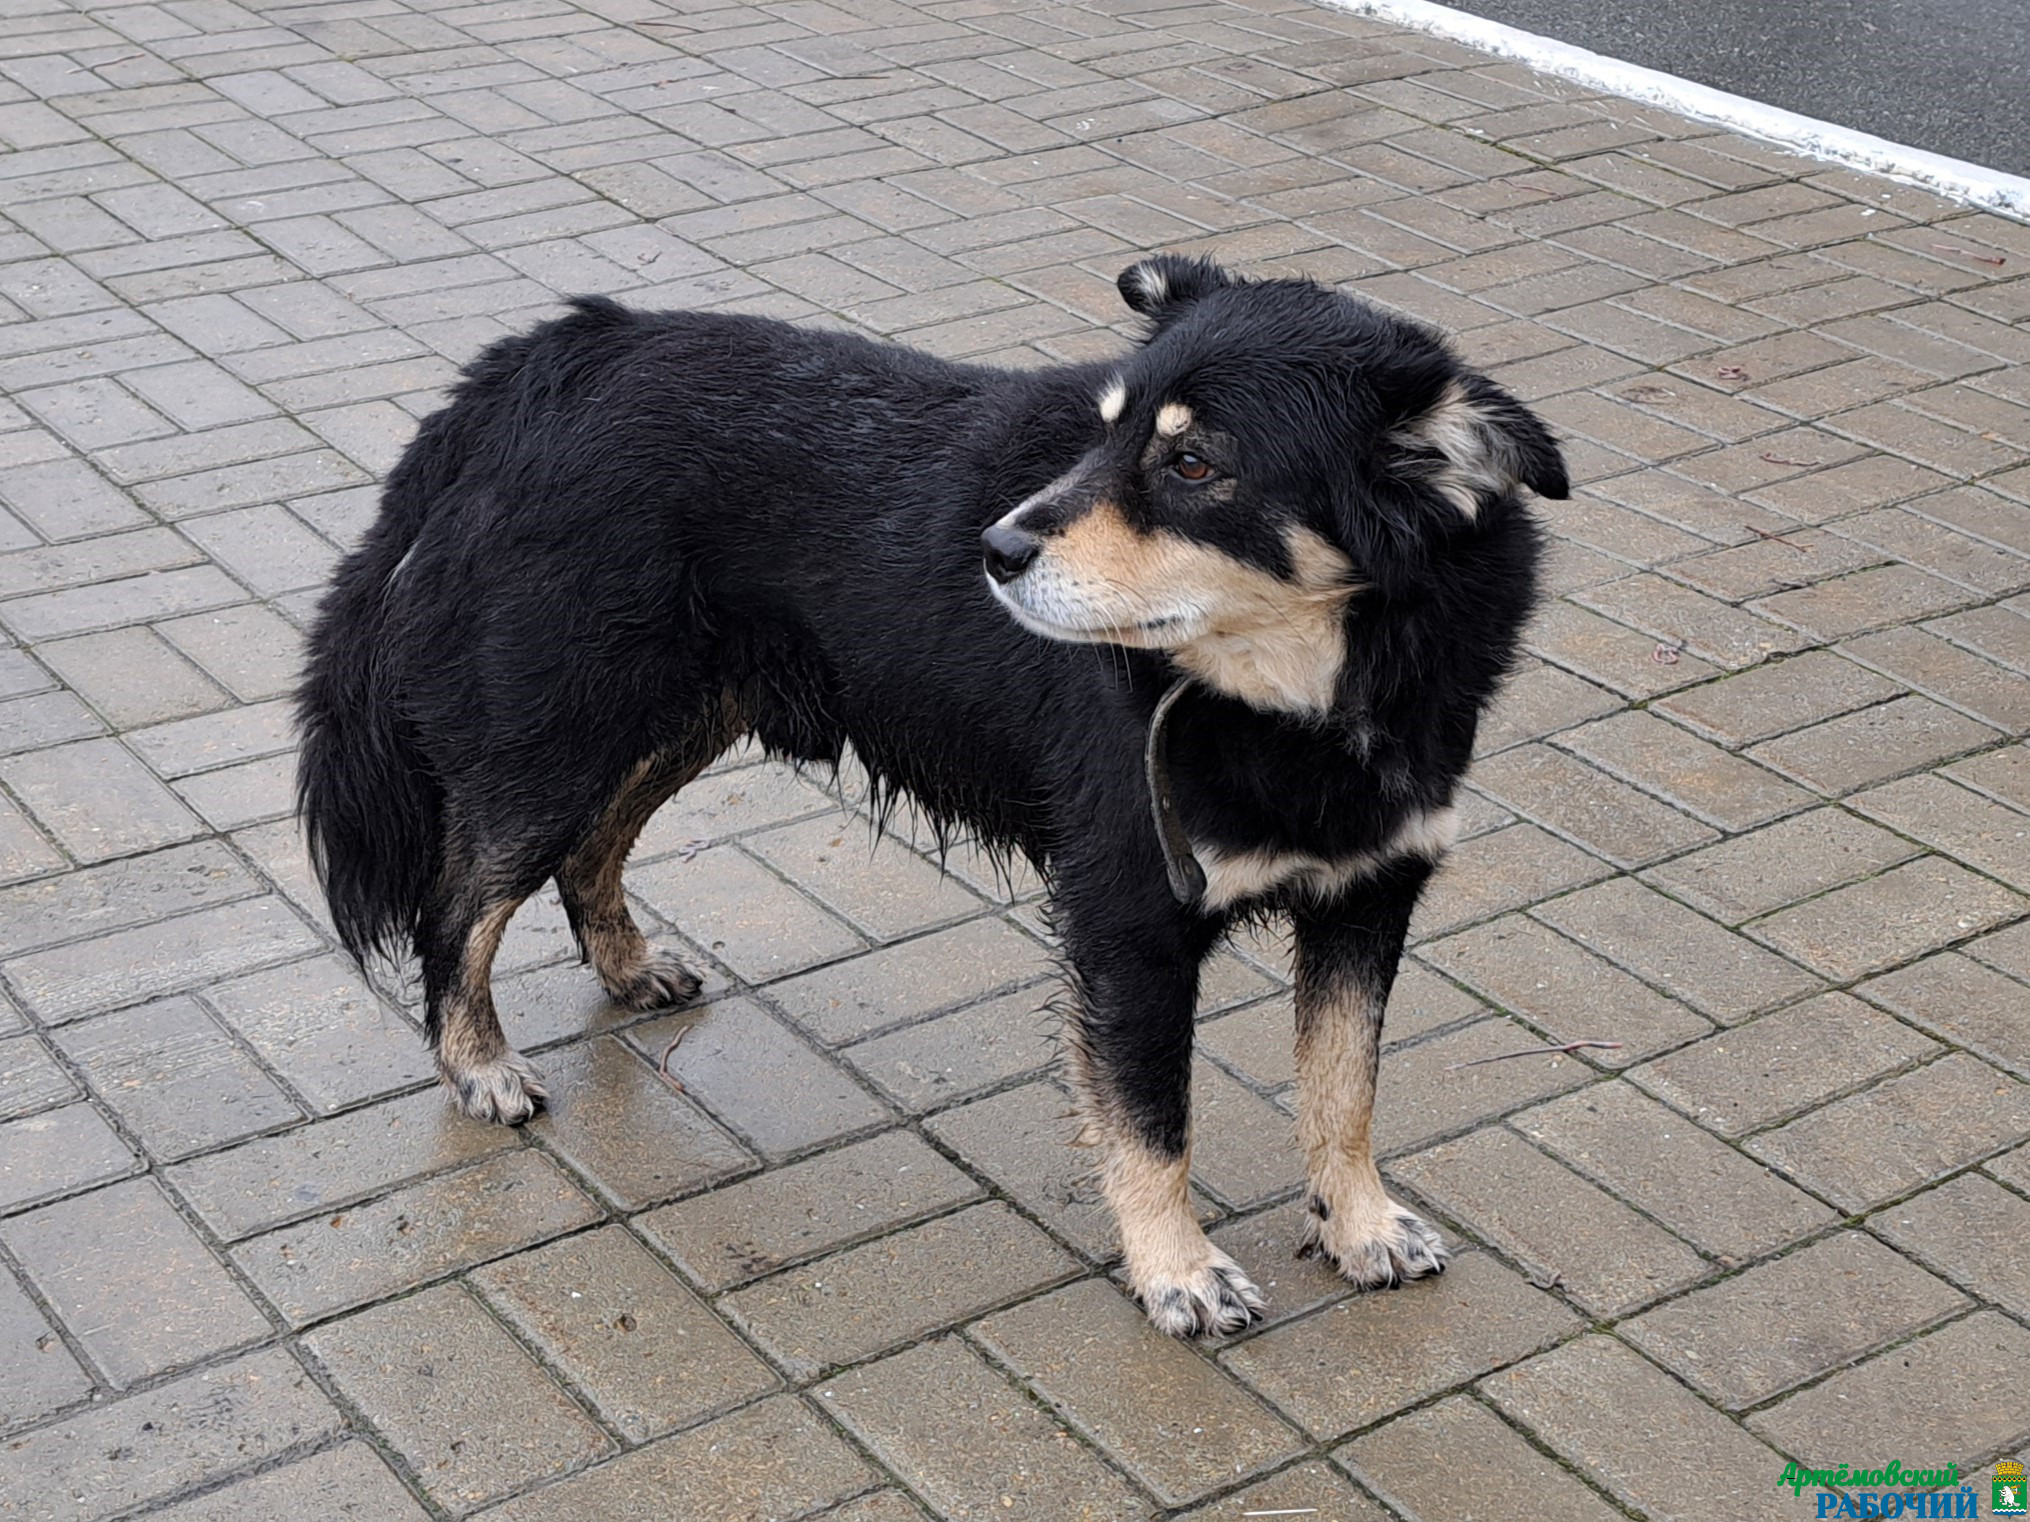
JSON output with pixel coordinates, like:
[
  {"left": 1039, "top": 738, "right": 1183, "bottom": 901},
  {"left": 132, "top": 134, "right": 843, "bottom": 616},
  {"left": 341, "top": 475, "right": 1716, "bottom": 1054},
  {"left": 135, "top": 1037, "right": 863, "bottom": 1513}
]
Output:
[{"left": 1172, "top": 453, "right": 1213, "bottom": 482}]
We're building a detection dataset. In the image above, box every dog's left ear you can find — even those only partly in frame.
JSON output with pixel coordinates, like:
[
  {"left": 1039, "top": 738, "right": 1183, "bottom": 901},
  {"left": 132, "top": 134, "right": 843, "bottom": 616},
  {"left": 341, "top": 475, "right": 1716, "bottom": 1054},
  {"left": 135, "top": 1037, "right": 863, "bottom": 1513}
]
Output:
[
  {"left": 1395, "top": 373, "right": 1569, "bottom": 508},
  {"left": 1117, "top": 256, "right": 1233, "bottom": 321}
]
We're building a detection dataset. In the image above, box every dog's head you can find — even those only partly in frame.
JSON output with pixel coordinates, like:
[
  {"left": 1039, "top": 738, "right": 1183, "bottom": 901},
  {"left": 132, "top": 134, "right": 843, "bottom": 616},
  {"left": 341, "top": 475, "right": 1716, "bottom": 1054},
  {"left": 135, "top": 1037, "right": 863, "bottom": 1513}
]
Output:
[{"left": 983, "top": 255, "right": 1565, "bottom": 717}]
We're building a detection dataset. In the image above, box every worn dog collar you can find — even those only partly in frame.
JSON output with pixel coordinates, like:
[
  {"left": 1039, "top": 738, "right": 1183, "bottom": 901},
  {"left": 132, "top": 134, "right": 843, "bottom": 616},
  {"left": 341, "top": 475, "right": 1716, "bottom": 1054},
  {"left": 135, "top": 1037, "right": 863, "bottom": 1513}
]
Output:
[{"left": 1144, "top": 676, "right": 1207, "bottom": 907}]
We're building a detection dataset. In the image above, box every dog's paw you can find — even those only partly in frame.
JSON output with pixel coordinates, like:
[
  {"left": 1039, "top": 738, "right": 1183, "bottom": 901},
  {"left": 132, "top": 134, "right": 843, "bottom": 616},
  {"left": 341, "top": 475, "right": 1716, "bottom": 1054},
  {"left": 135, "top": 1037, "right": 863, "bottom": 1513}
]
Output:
[
  {"left": 1299, "top": 1194, "right": 1449, "bottom": 1289},
  {"left": 443, "top": 1050, "right": 548, "bottom": 1125},
  {"left": 604, "top": 947, "right": 703, "bottom": 1011},
  {"left": 1134, "top": 1248, "right": 1268, "bottom": 1338}
]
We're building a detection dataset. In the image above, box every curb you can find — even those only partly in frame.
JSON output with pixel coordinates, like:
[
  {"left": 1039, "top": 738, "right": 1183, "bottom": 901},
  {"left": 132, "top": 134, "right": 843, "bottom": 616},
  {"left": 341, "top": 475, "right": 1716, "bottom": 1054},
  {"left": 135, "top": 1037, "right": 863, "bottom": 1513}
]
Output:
[{"left": 1318, "top": 0, "right": 2030, "bottom": 222}]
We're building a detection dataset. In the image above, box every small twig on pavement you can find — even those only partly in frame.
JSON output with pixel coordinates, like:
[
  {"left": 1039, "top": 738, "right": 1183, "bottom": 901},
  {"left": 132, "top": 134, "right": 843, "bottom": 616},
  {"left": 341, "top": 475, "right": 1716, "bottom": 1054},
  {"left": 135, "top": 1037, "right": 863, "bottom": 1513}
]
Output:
[
  {"left": 1759, "top": 452, "right": 1822, "bottom": 467},
  {"left": 1242, "top": 1512, "right": 1321, "bottom": 1518},
  {"left": 1931, "top": 243, "right": 2006, "bottom": 266},
  {"left": 1448, "top": 1040, "right": 1623, "bottom": 1071},
  {"left": 1746, "top": 523, "right": 1810, "bottom": 552},
  {"left": 658, "top": 1021, "right": 697, "bottom": 1091}
]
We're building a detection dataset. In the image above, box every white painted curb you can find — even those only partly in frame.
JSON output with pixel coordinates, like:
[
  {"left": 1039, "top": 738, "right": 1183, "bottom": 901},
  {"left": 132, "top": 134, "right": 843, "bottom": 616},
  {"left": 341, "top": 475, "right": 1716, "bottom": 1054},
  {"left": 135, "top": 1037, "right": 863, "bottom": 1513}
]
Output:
[{"left": 1316, "top": 0, "right": 2030, "bottom": 222}]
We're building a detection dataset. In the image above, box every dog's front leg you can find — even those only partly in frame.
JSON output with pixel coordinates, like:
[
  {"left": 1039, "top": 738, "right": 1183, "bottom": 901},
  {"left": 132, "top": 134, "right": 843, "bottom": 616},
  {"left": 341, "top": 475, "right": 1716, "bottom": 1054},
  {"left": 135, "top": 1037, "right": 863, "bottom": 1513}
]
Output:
[
  {"left": 1291, "top": 859, "right": 1449, "bottom": 1288},
  {"left": 1060, "top": 906, "right": 1265, "bottom": 1337}
]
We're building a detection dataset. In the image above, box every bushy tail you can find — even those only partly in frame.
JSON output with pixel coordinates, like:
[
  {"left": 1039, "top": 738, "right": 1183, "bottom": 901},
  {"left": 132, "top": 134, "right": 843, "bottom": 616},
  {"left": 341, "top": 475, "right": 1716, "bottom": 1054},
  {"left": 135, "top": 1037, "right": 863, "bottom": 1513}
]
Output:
[{"left": 295, "top": 385, "right": 488, "bottom": 963}]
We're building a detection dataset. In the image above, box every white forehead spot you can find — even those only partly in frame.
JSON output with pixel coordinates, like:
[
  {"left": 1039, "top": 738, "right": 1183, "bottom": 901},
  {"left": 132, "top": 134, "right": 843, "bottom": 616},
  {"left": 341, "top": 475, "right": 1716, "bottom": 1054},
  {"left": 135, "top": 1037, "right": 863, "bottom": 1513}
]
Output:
[
  {"left": 1097, "top": 378, "right": 1126, "bottom": 424},
  {"left": 1155, "top": 401, "right": 1192, "bottom": 438}
]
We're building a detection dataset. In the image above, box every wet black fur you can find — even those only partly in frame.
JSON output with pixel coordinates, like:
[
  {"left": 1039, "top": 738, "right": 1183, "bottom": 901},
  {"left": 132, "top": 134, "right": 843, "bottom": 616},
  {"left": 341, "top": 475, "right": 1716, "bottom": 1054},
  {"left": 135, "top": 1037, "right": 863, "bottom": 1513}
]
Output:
[{"left": 298, "top": 255, "right": 1559, "bottom": 1163}]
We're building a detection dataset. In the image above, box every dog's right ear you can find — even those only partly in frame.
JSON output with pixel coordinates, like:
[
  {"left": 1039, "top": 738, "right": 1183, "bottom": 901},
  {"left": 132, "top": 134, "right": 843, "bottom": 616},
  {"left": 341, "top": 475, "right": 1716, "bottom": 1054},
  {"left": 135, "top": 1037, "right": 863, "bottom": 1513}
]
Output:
[{"left": 1117, "top": 256, "right": 1233, "bottom": 321}]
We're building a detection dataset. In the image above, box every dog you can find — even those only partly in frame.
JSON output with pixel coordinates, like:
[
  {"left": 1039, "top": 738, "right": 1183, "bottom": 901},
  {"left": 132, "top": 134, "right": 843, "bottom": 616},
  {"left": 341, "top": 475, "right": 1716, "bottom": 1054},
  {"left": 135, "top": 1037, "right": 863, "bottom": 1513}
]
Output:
[{"left": 297, "top": 254, "right": 1563, "bottom": 1337}]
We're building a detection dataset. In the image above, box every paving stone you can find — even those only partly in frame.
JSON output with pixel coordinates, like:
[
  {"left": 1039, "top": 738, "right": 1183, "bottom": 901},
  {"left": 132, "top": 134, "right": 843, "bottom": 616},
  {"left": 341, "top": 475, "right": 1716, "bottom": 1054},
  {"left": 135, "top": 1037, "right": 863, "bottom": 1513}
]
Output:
[
  {"left": 1223, "top": 1253, "right": 1579, "bottom": 1439},
  {"left": 476, "top": 1395, "right": 874, "bottom": 1522},
  {"left": 0, "top": 1101, "right": 137, "bottom": 1214},
  {"left": 1409, "top": 821, "right": 1614, "bottom": 940},
  {"left": 636, "top": 1129, "right": 980, "bottom": 1293},
  {"left": 1750, "top": 694, "right": 2001, "bottom": 794},
  {"left": 306, "top": 1284, "right": 613, "bottom": 1515},
  {"left": 473, "top": 1226, "right": 778, "bottom": 1443},
  {"left": 840, "top": 984, "right": 1060, "bottom": 1110},
  {"left": 1533, "top": 877, "right": 1823, "bottom": 1023},
  {"left": 141, "top": 1443, "right": 431, "bottom": 1522},
  {"left": 1518, "top": 1081, "right": 1836, "bottom": 1256},
  {"left": 167, "top": 1086, "right": 517, "bottom": 1241},
  {"left": 1630, "top": 991, "right": 1939, "bottom": 1138},
  {"left": 1473, "top": 657, "right": 1622, "bottom": 753},
  {"left": 1871, "top": 1172, "right": 2030, "bottom": 1319},
  {"left": 625, "top": 997, "right": 890, "bottom": 1161},
  {"left": 35, "top": 627, "right": 232, "bottom": 728},
  {"left": 1640, "top": 808, "right": 1921, "bottom": 924},
  {"left": 5, "top": 894, "right": 320, "bottom": 1024},
  {"left": 629, "top": 843, "right": 865, "bottom": 982},
  {"left": 1748, "top": 856, "right": 2024, "bottom": 981},
  {"left": 0, "top": 1348, "right": 341, "bottom": 1522},
  {"left": 0, "top": 1262, "right": 93, "bottom": 1430},
  {"left": 1392, "top": 1125, "right": 1708, "bottom": 1315},
  {"left": 1622, "top": 1230, "right": 1968, "bottom": 1408},
  {"left": 1843, "top": 623, "right": 2030, "bottom": 732},
  {"left": 1178, "top": 1461, "right": 1386, "bottom": 1522},
  {"left": 924, "top": 1078, "right": 1142, "bottom": 1262},
  {"left": 1850, "top": 771, "right": 2030, "bottom": 893},
  {"left": 1482, "top": 1336, "right": 1788, "bottom": 1522},
  {"left": 527, "top": 1035, "right": 754, "bottom": 1210},
  {"left": 744, "top": 814, "right": 989, "bottom": 938},
  {"left": 1206, "top": 1196, "right": 1375, "bottom": 1329},
  {"left": 0, "top": 735, "right": 204, "bottom": 863},
  {"left": 973, "top": 1278, "right": 1303, "bottom": 1505},
  {"left": 1471, "top": 742, "right": 1718, "bottom": 867},
  {"left": 0, "top": 839, "right": 253, "bottom": 960},
  {"left": 823, "top": 1336, "right": 1151, "bottom": 1522},
  {"left": 1860, "top": 952, "right": 2030, "bottom": 1080},
  {"left": 201, "top": 954, "right": 435, "bottom": 1111},
  {"left": 0, "top": 1032, "right": 77, "bottom": 1120},
  {"left": 53, "top": 995, "right": 301, "bottom": 1159},
  {"left": 1748, "top": 1053, "right": 2030, "bottom": 1212},
  {"left": 1420, "top": 914, "right": 1710, "bottom": 1066},
  {"left": 1369, "top": 1016, "right": 1594, "bottom": 1159},
  {"left": 233, "top": 1149, "right": 602, "bottom": 1325},
  {"left": 1558, "top": 708, "right": 1812, "bottom": 830},
  {"left": 769, "top": 915, "right": 1055, "bottom": 1045},
  {"left": 1747, "top": 1312, "right": 2030, "bottom": 1473},
  {"left": 723, "top": 1201, "right": 1078, "bottom": 1378},
  {"left": 3, "top": 1177, "right": 270, "bottom": 1387},
  {"left": 1652, "top": 649, "right": 1902, "bottom": 748},
  {"left": 1338, "top": 1394, "right": 1627, "bottom": 1522}
]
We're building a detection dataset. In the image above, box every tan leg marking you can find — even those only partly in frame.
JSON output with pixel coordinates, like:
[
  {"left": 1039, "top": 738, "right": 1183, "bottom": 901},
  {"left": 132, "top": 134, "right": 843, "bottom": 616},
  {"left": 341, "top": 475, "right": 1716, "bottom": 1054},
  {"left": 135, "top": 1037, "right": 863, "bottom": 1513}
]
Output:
[
  {"left": 560, "top": 701, "right": 740, "bottom": 1012},
  {"left": 437, "top": 896, "right": 547, "bottom": 1125},
  {"left": 1294, "top": 980, "right": 1447, "bottom": 1287}
]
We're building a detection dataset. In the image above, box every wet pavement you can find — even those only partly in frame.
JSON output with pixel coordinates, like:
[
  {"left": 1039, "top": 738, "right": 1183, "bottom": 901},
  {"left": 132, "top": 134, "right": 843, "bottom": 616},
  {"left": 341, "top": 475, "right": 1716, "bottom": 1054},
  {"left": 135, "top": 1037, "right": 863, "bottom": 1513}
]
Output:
[{"left": 0, "top": 0, "right": 2027, "bottom": 1517}]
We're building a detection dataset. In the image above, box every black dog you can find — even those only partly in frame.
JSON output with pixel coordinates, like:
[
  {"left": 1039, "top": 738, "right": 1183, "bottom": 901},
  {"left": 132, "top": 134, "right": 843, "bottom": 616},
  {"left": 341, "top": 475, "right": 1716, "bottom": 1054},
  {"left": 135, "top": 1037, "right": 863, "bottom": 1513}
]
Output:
[{"left": 298, "top": 255, "right": 1562, "bottom": 1337}]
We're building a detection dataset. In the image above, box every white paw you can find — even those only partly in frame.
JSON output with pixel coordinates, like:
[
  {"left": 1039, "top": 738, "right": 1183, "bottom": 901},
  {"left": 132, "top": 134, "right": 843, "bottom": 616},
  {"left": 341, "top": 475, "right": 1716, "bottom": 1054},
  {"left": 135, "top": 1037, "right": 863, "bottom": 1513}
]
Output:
[
  {"left": 442, "top": 1049, "right": 548, "bottom": 1125},
  {"left": 1300, "top": 1194, "right": 1449, "bottom": 1289},
  {"left": 1134, "top": 1247, "right": 1268, "bottom": 1338}
]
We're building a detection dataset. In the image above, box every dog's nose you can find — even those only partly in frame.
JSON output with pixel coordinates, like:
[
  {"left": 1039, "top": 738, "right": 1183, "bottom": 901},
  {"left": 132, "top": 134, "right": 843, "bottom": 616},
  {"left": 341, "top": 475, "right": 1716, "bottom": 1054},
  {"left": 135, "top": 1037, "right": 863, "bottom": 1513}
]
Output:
[{"left": 981, "top": 522, "right": 1042, "bottom": 583}]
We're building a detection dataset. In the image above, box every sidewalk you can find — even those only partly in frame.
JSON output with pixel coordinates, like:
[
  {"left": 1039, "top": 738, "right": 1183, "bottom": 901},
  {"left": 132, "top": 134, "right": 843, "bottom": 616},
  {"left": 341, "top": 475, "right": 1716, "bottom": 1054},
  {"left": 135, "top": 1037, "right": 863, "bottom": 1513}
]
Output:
[{"left": 0, "top": 0, "right": 2027, "bottom": 1517}]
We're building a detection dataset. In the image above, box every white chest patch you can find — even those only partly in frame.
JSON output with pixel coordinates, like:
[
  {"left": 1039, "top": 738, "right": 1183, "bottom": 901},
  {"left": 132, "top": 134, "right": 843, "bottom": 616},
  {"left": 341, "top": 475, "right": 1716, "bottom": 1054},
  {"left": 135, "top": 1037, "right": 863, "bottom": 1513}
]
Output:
[{"left": 1194, "top": 806, "right": 1459, "bottom": 912}]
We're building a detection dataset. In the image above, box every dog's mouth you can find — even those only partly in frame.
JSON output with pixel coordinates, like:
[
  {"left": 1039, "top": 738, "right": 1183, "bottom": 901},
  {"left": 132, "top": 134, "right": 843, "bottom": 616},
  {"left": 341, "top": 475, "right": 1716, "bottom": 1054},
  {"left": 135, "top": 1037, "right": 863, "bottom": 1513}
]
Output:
[{"left": 988, "top": 575, "right": 1199, "bottom": 646}]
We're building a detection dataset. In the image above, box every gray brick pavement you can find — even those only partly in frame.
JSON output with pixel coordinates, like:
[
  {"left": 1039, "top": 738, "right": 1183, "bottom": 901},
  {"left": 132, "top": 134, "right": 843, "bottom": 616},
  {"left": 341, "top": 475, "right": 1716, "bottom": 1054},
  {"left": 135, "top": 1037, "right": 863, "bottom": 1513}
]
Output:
[{"left": 0, "top": 0, "right": 2027, "bottom": 1516}]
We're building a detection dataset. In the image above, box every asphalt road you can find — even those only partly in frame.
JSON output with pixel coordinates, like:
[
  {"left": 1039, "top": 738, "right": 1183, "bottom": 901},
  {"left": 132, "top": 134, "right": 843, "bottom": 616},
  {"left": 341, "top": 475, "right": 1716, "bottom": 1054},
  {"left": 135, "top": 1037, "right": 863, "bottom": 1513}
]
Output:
[{"left": 1432, "top": 0, "right": 2030, "bottom": 176}]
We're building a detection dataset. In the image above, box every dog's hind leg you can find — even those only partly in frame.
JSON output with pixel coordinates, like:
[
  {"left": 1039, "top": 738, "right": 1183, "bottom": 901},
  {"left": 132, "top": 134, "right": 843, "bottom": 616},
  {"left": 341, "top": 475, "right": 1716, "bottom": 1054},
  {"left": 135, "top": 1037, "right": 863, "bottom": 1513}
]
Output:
[
  {"left": 1290, "top": 857, "right": 1448, "bottom": 1288},
  {"left": 557, "top": 704, "right": 739, "bottom": 1011},
  {"left": 420, "top": 862, "right": 545, "bottom": 1125}
]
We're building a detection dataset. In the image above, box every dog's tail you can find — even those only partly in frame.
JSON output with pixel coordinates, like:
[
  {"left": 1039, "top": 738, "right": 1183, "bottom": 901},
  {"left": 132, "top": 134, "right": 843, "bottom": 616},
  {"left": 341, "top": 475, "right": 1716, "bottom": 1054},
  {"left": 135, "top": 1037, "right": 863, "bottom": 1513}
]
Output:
[{"left": 295, "top": 362, "right": 508, "bottom": 964}]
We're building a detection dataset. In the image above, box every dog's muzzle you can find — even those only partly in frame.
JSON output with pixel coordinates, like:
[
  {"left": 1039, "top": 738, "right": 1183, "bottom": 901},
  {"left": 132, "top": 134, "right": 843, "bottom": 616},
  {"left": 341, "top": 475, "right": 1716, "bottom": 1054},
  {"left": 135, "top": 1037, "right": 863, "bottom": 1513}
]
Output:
[{"left": 981, "top": 522, "right": 1042, "bottom": 583}]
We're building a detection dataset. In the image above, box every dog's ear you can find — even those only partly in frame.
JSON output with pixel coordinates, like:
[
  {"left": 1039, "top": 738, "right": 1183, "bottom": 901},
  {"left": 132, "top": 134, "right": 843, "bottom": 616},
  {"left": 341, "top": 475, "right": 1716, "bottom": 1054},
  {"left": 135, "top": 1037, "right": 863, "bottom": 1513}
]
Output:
[
  {"left": 1393, "top": 373, "right": 1568, "bottom": 511},
  {"left": 1117, "top": 256, "right": 1233, "bottom": 320}
]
